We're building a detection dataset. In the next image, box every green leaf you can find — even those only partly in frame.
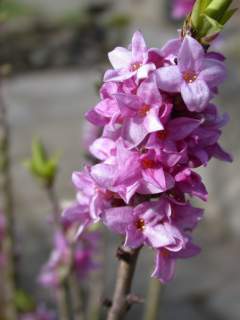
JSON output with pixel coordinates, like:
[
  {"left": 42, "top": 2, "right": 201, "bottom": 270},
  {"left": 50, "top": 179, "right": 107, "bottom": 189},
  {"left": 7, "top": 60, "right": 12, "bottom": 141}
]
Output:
[
  {"left": 205, "top": 0, "right": 233, "bottom": 21},
  {"left": 204, "top": 14, "right": 223, "bottom": 32},
  {"left": 200, "top": 15, "right": 223, "bottom": 44},
  {"left": 220, "top": 8, "right": 238, "bottom": 25},
  {"left": 191, "top": 0, "right": 211, "bottom": 29},
  {"left": 15, "top": 289, "right": 35, "bottom": 313},
  {"left": 25, "top": 138, "right": 59, "bottom": 186},
  {"left": 189, "top": 0, "right": 236, "bottom": 44}
]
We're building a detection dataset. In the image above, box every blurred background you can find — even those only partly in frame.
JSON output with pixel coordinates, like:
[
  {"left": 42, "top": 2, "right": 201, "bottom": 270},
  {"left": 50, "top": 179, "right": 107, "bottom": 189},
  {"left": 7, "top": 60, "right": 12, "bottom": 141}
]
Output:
[{"left": 1, "top": 0, "right": 240, "bottom": 319}]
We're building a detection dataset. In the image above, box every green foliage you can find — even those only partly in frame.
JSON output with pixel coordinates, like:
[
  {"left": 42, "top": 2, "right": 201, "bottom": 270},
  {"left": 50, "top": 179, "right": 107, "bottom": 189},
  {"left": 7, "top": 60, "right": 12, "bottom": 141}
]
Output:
[
  {"left": 58, "top": 9, "right": 91, "bottom": 28},
  {"left": 24, "top": 138, "right": 59, "bottom": 187},
  {"left": 0, "top": 0, "right": 35, "bottom": 22},
  {"left": 106, "top": 14, "right": 130, "bottom": 29},
  {"left": 190, "top": 0, "right": 237, "bottom": 44},
  {"left": 15, "top": 289, "right": 35, "bottom": 313}
]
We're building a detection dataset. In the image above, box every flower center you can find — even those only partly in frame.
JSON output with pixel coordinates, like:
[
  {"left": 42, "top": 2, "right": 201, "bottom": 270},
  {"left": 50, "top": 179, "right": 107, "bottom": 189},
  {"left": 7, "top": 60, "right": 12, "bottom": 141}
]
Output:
[
  {"left": 183, "top": 70, "right": 197, "bottom": 83},
  {"left": 157, "top": 130, "right": 167, "bottom": 140},
  {"left": 104, "top": 190, "right": 118, "bottom": 200},
  {"left": 141, "top": 158, "right": 156, "bottom": 169},
  {"left": 131, "top": 62, "right": 142, "bottom": 72},
  {"left": 138, "top": 104, "right": 150, "bottom": 117},
  {"left": 161, "top": 248, "right": 170, "bottom": 257},
  {"left": 135, "top": 218, "right": 145, "bottom": 230}
]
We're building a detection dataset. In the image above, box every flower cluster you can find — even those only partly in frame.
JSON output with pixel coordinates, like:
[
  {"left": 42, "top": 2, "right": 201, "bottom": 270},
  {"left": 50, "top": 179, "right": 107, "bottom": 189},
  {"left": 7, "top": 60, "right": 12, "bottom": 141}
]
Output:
[
  {"left": 38, "top": 223, "right": 99, "bottom": 289},
  {"left": 172, "top": 0, "right": 195, "bottom": 19},
  {"left": 64, "top": 31, "right": 231, "bottom": 282}
]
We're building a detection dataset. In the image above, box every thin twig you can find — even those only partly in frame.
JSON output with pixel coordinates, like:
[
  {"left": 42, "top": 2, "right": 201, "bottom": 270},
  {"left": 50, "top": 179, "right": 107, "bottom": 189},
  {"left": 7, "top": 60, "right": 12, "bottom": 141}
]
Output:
[
  {"left": 46, "top": 184, "right": 84, "bottom": 320},
  {"left": 69, "top": 273, "right": 85, "bottom": 320},
  {"left": 143, "top": 278, "right": 163, "bottom": 320},
  {"left": 0, "top": 77, "right": 17, "bottom": 320},
  {"left": 45, "top": 185, "right": 72, "bottom": 320},
  {"left": 87, "top": 227, "right": 106, "bottom": 320},
  {"left": 106, "top": 246, "right": 141, "bottom": 320}
]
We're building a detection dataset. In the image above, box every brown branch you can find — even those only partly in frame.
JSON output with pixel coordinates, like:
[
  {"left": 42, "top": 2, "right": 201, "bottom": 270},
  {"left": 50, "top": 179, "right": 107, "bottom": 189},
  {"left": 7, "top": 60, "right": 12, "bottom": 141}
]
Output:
[
  {"left": 106, "top": 246, "right": 141, "bottom": 320},
  {"left": 0, "top": 76, "right": 17, "bottom": 320},
  {"left": 45, "top": 184, "right": 84, "bottom": 320},
  {"left": 45, "top": 185, "right": 73, "bottom": 320}
]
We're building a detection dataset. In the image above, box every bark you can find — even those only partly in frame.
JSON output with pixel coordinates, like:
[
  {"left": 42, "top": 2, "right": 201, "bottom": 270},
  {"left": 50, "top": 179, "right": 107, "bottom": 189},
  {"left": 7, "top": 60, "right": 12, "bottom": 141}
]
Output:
[
  {"left": 0, "top": 78, "right": 17, "bottom": 320},
  {"left": 106, "top": 246, "right": 141, "bottom": 320}
]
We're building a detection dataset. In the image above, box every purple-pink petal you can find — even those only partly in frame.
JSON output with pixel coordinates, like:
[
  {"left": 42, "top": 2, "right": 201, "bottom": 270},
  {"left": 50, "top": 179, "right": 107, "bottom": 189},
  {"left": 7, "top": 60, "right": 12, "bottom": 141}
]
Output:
[
  {"left": 156, "top": 65, "right": 182, "bottom": 92},
  {"left": 181, "top": 80, "right": 210, "bottom": 112}
]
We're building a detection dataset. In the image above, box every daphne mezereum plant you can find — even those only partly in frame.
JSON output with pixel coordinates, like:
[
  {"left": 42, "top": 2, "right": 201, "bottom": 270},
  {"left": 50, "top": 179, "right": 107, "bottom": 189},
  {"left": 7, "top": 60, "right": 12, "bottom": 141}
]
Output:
[{"left": 63, "top": 0, "right": 236, "bottom": 319}]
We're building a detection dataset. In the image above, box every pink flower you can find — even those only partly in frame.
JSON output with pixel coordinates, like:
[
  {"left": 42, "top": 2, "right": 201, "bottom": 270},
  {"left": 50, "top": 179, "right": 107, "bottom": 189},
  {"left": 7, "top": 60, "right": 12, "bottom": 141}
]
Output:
[
  {"left": 152, "top": 241, "right": 200, "bottom": 283},
  {"left": 72, "top": 167, "right": 112, "bottom": 221},
  {"left": 103, "top": 199, "right": 186, "bottom": 250},
  {"left": 91, "top": 139, "right": 175, "bottom": 202},
  {"left": 104, "top": 31, "right": 156, "bottom": 82},
  {"left": 156, "top": 36, "right": 226, "bottom": 112},
  {"left": 174, "top": 168, "right": 208, "bottom": 201},
  {"left": 39, "top": 226, "right": 100, "bottom": 289},
  {"left": 38, "top": 232, "right": 71, "bottom": 289},
  {"left": 90, "top": 139, "right": 141, "bottom": 203},
  {"left": 114, "top": 74, "right": 163, "bottom": 145},
  {"left": 73, "top": 231, "right": 100, "bottom": 279}
]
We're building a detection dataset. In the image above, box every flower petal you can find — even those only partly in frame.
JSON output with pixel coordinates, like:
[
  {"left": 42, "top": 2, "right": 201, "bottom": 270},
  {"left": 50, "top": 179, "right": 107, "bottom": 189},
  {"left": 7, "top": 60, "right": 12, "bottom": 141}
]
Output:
[
  {"left": 142, "top": 167, "right": 174, "bottom": 191},
  {"left": 131, "top": 31, "right": 147, "bottom": 62},
  {"left": 198, "top": 58, "right": 226, "bottom": 88},
  {"left": 151, "top": 250, "right": 176, "bottom": 283},
  {"left": 121, "top": 118, "right": 148, "bottom": 146},
  {"left": 137, "top": 74, "right": 162, "bottom": 105},
  {"left": 104, "top": 69, "right": 134, "bottom": 82},
  {"left": 181, "top": 80, "right": 210, "bottom": 112},
  {"left": 156, "top": 65, "right": 182, "bottom": 92},
  {"left": 89, "top": 138, "right": 116, "bottom": 161},
  {"left": 143, "top": 107, "right": 164, "bottom": 133},
  {"left": 178, "top": 36, "right": 204, "bottom": 72},
  {"left": 144, "top": 224, "right": 176, "bottom": 248},
  {"left": 114, "top": 93, "right": 142, "bottom": 111},
  {"left": 167, "top": 117, "right": 201, "bottom": 140},
  {"left": 90, "top": 163, "right": 115, "bottom": 189},
  {"left": 125, "top": 228, "right": 144, "bottom": 248},
  {"left": 103, "top": 207, "right": 133, "bottom": 234},
  {"left": 137, "top": 63, "right": 156, "bottom": 80},
  {"left": 108, "top": 47, "right": 132, "bottom": 69}
]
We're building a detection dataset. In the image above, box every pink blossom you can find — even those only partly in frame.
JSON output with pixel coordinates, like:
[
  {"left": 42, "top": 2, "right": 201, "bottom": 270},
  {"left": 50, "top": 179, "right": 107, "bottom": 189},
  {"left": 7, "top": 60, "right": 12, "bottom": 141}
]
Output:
[
  {"left": 103, "top": 199, "right": 186, "bottom": 250},
  {"left": 152, "top": 241, "right": 200, "bottom": 283},
  {"left": 104, "top": 31, "right": 156, "bottom": 82},
  {"left": 113, "top": 74, "right": 163, "bottom": 146},
  {"left": 156, "top": 36, "right": 226, "bottom": 112},
  {"left": 38, "top": 232, "right": 71, "bottom": 289}
]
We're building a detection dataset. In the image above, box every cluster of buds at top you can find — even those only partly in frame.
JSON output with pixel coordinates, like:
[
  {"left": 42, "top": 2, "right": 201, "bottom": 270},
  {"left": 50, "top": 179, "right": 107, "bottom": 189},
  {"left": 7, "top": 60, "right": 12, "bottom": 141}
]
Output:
[{"left": 184, "top": 0, "right": 237, "bottom": 45}]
